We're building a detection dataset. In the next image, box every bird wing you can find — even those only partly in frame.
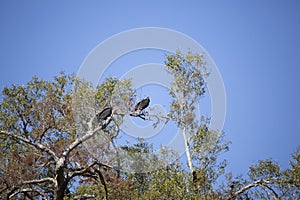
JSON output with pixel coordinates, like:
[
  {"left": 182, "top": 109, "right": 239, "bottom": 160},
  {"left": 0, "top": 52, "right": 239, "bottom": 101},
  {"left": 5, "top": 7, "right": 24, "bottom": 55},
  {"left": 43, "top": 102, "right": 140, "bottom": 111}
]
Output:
[{"left": 134, "top": 102, "right": 141, "bottom": 111}]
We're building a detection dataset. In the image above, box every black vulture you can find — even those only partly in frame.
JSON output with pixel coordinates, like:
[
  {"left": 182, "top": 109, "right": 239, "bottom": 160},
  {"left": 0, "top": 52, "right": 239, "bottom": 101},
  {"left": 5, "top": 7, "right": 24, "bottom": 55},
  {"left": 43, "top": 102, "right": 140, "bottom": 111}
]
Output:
[
  {"left": 96, "top": 107, "right": 112, "bottom": 122},
  {"left": 134, "top": 97, "right": 150, "bottom": 111}
]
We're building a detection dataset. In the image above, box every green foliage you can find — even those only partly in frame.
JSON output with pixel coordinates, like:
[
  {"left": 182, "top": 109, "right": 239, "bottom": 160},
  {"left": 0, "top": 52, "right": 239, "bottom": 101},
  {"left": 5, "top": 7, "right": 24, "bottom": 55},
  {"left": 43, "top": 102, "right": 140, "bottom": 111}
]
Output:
[
  {"left": 191, "top": 125, "right": 229, "bottom": 195},
  {"left": 1, "top": 52, "right": 299, "bottom": 199},
  {"left": 165, "top": 50, "right": 208, "bottom": 127},
  {"left": 145, "top": 163, "right": 188, "bottom": 199},
  {"left": 94, "top": 77, "right": 134, "bottom": 112},
  {"left": 0, "top": 72, "right": 78, "bottom": 199},
  {"left": 228, "top": 151, "right": 300, "bottom": 199},
  {"left": 249, "top": 159, "right": 281, "bottom": 181},
  {"left": 0, "top": 72, "right": 135, "bottom": 199},
  {"left": 165, "top": 50, "right": 230, "bottom": 198},
  {"left": 282, "top": 147, "right": 300, "bottom": 197}
]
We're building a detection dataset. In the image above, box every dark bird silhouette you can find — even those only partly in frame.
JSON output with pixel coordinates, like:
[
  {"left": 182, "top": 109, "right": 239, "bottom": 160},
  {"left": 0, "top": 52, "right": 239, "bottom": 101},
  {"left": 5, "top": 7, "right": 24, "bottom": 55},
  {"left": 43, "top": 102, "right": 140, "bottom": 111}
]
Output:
[
  {"left": 96, "top": 107, "right": 112, "bottom": 122},
  {"left": 134, "top": 97, "right": 150, "bottom": 112},
  {"left": 192, "top": 170, "right": 198, "bottom": 183}
]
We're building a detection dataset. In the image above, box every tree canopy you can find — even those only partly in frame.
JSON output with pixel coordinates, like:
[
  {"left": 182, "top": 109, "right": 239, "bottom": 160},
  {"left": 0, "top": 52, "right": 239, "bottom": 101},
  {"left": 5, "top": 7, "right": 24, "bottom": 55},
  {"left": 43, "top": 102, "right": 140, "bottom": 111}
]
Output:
[{"left": 0, "top": 52, "right": 299, "bottom": 200}]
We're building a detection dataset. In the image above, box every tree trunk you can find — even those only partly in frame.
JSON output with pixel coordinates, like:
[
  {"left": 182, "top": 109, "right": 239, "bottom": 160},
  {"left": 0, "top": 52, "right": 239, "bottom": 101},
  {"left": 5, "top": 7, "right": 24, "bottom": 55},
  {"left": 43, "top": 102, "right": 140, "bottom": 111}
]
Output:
[
  {"left": 182, "top": 126, "right": 194, "bottom": 172},
  {"left": 54, "top": 167, "right": 67, "bottom": 200}
]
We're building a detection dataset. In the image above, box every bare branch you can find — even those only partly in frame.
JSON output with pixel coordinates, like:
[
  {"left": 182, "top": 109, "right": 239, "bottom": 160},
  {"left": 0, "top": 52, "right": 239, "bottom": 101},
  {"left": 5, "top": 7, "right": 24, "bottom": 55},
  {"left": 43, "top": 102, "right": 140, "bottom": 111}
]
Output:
[
  {"left": 94, "top": 168, "right": 108, "bottom": 200},
  {"left": 266, "top": 185, "right": 279, "bottom": 198},
  {"left": 69, "top": 160, "right": 113, "bottom": 178},
  {"left": 9, "top": 188, "right": 48, "bottom": 200},
  {"left": 0, "top": 130, "right": 58, "bottom": 162},
  {"left": 57, "top": 116, "right": 112, "bottom": 172},
  {"left": 119, "top": 110, "right": 172, "bottom": 121},
  {"left": 67, "top": 159, "right": 110, "bottom": 200},
  {"left": 39, "top": 126, "right": 51, "bottom": 143},
  {"left": 0, "top": 181, "right": 9, "bottom": 194},
  {"left": 22, "top": 177, "right": 56, "bottom": 186},
  {"left": 260, "top": 183, "right": 279, "bottom": 199},
  {"left": 73, "top": 194, "right": 97, "bottom": 200},
  {"left": 5, "top": 177, "right": 56, "bottom": 199},
  {"left": 225, "top": 179, "right": 276, "bottom": 200},
  {"left": 68, "top": 160, "right": 98, "bottom": 178}
]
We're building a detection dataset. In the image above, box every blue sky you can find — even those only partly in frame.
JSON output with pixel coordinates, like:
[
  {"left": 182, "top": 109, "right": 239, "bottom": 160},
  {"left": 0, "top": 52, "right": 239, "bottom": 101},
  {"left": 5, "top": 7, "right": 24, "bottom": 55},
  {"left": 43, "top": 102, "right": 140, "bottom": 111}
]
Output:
[{"left": 1, "top": 0, "right": 300, "bottom": 176}]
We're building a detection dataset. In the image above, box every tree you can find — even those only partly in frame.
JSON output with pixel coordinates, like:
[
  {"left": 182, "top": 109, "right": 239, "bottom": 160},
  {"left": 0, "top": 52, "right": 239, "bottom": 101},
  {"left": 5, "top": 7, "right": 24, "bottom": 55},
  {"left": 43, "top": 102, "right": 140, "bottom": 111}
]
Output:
[
  {"left": 224, "top": 148, "right": 300, "bottom": 199},
  {"left": 0, "top": 73, "right": 133, "bottom": 199},
  {"left": 0, "top": 52, "right": 299, "bottom": 200},
  {"left": 164, "top": 50, "right": 230, "bottom": 198}
]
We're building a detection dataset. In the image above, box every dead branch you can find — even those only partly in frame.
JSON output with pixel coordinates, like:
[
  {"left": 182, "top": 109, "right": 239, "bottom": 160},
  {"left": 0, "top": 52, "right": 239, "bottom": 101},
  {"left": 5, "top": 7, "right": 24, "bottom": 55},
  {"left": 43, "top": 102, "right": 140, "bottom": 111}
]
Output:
[
  {"left": 9, "top": 188, "right": 48, "bottom": 200},
  {"left": 93, "top": 168, "right": 108, "bottom": 200},
  {"left": 22, "top": 177, "right": 56, "bottom": 186},
  {"left": 61, "top": 116, "right": 111, "bottom": 159},
  {"left": 225, "top": 179, "right": 278, "bottom": 200},
  {"left": 73, "top": 194, "right": 97, "bottom": 200},
  {"left": 68, "top": 160, "right": 98, "bottom": 178},
  {"left": 0, "top": 130, "right": 58, "bottom": 162}
]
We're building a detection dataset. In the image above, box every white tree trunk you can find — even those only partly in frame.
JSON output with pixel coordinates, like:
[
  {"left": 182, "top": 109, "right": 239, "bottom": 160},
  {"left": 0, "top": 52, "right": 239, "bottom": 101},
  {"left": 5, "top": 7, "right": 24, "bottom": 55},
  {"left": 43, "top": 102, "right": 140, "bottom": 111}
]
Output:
[{"left": 182, "top": 126, "right": 194, "bottom": 172}]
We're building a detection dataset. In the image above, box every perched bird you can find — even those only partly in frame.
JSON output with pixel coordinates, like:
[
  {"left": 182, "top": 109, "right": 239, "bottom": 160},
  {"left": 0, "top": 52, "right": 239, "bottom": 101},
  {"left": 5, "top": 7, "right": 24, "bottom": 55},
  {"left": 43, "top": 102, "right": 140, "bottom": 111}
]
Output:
[
  {"left": 134, "top": 97, "right": 150, "bottom": 112},
  {"left": 96, "top": 107, "right": 112, "bottom": 122}
]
